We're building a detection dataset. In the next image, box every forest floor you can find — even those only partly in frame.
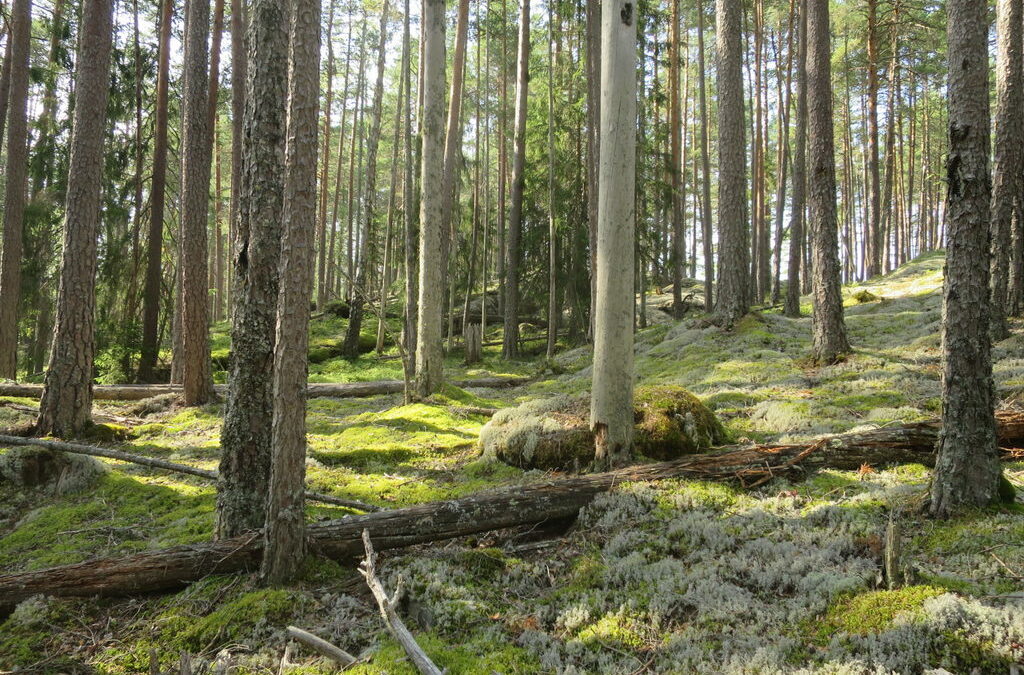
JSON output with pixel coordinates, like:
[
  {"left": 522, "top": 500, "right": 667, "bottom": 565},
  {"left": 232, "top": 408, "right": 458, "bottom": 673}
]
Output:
[{"left": 1, "top": 250, "right": 1023, "bottom": 674}]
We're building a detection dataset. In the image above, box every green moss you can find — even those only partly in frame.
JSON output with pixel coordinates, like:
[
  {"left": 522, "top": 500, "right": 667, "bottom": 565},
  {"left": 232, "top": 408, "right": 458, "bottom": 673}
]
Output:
[
  {"left": 633, "top": 385, "right": 728, "bottom": 458},
  {"left": 811, "top": 586, "right": 945, "bottom": 643},
  {"left": 81, "top": 422, "right": 136, "bottom": 442},
  {"left": 997, "top": 473, "right": 1017, "bottom": 503},
  {"left": 346, "top": 633, "right": 539, "bottom": 674},
  {"left": 455, "top": 547, "right": 510, "bottom": 577},
  {"left": 931, "top": 631, "right": 1016, "bottom": 673},
  {"left": 577, "top": 610, "right": 648, "bottom": 650},
  {"left": 178, "top": 589, "right": 304, "bottom": 650},
  {"left": 851, "top": 289, "right": 881, "bottom": 304}
]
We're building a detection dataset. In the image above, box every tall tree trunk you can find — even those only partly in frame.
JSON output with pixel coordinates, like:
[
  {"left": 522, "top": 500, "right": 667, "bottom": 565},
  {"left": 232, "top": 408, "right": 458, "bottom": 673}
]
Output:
[
  {"left": 0, "top": 18, "right": 13, "bottom": 156},
  {"left": 414, "top": 0, "right": 446, "bottom": 397},
  {"left": 546, "top": 0, "right": 557, "bottom": 358},
  {"left": 180, "top": 0, "right": 215, "bottom": 405},
  {"left": 139, "top": 0, "right": 175, "bottom": 382},
  {"left": 713, "top": 0, "right": 749, "bottom": 326},
  {"left": 440, "top": 0, "right": 470, "bottom": 265},
  {"left": 585, "top": 0, "right": 600, "bottom": 340},
  {"left": 931, "top": 0, "right": 1002, "bottom": 517},
  {"left": 864, "top": 0, "right": 881, "bottom": 278},
  {"left": 0, "top": 0, "right": 32, "bottom": 379},
  {"left": 402, "top": 0, "right": 417, "bottom": 382},
  {"left": 806, "top": 0, "right": 849, "bottom": 365},
  {"left": 343, "top": 0, "right": 391, "bottom": 357},
  {"left": 696, "top": 0, "right": 713, "bottom": 309},
  {"left": 262, "top": 0, "right": 320, "bottom": 584},
  {"left": 502, "top": 0, "right": 529, "bottom": 360},
  {"left": 228, "top": 0, "right": 246, "bottom": 311},
  {"left": 784, "top": 0, "right": 806, "bottom": 318},
  {"left": 316, "top": 0, "right": 337, "bottom": 312},
  {"left": 591, "top": 0, "right": 635, "bottom": 469},
  {"left": 35, "top": 0, "right": 114, "bottom": 437},
  {"left": 669, "top": 0, "right": 685, "bottom": 316},
  {"left": 217, "top": 0, "right": 288, "bottom": 540},
  {"left": 989, "top": 0, "right": 1022, "bottom": 341}
]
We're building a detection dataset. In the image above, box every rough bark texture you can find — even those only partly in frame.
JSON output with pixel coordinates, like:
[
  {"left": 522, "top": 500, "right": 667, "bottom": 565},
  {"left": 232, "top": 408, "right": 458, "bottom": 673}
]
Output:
[
  {"left": 590, "top": 0, "right": 636, "bottom": 469},
  {"left": 0, "top": 0, "right": 32, "bottom": 379},
  {"left": 585, "top": 0, "right": 601, "bottom": 341},
  {"left": 35, "top": 0, "right": 115, "bottom": 438},
  {"left": 696, "top": 0, "right": 713, "bottom": 309},
  {"left": 864, "top": 0, "right": 881, "bottom": 278},
  {"left": 713, "top": 0, "right": 749, "bottom": 327},
  {"left": 401, "top": 0, "right": 417, "bottom": 383},
  {"left": 988, "top": 0, "right": 1022, "bottom": 342},
  {"left": 218, "top": 0, "right": 288, "bottom": 540},
  {"left": 931, "top": 0, "right": 1002, "bottom": 517},
  {"left": 502, "top": 0, "right": 530, "bottom": 360},
  {"left": 806, "top": 0, "right": 849, "bottom": 365},
  {"left": 138, "top": 0, "right": 175, "bottom": 383},
  {"left": 6, "top": 412, "right": 1024, "bottom": 605},
  {"left": 784, "top": 0, "right": 806, "bottom": 318},
  {"left": 262, "top": 0, "right": 320, "bottom": 584},
  {"left": 414, "top": 0, "right": 446, "bottom": 398},
  {"left": 179, "top": 0, "right": 214, "bottom": 405}
]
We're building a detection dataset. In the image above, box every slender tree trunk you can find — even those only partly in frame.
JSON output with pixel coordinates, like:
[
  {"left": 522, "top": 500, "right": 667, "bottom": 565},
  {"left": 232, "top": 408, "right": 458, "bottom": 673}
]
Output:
[
  {"left": 217, "top": 0, "right": 288, "bottom": 539},
  {"left": 35, "top": 0, "right": 114, "bottom": 437},
  {"left": 546, "top": 0, "right": 558, "bottom": 358},
  {"left": 0, "top": 20, "right": 13, "bottom": 157},
  {"left": 139, "top": 0, "right": 175, "bottom": 382},
  {"left": 228, "top": 0, "right": 246, "bottom": 310},
  {"left": 316, "top": 0, "right": 337, "bottom": 312},
  {"left": 502, "top": 0, "right": 530, "bottom": 360},
  {"left": 343, "top": 0, "right": 391, "bottom": 357},
  {"left": 591, "top": 0, "right": 636, "bottom": 469},
  {"left": 714, "top": 0, "right": 749, "bottom": 326},
  {"left": 402, "top": 0, "right": 417, "bottom": 381},
  {"left": 670, "top": 0, "right": 685, "bottom": 316},
  {"left": 784, "top": 0, "right": 806, "bottom": 318},
  {"left": 262, "top": 0, "right": 320, "bottom": 584},
  {"left": 931, "top": 0, "right": 1002, "bottom": 517},
  {"left": 585, "top": 0, "right": 600, "bottom": 339},
  {"left": 771, "top": 12, "right": 794, "bottom": 304},
  {"left": 180, "top": 0, "right": 215, "bottom": 405},
  {"left": 989, "top": 0, "right": 1022, "bottom": 341},
  {"left": 0, "top": 0, "right": 32, "bottom": 379},
  {"left": 440, "top": 0, "right": 470, "bottom": 265},
  {"left": 865, "top": 0, "right": 881, "bottom": 278},
  {"left": 414, "top": 0, "right": 446, "bottom": 397},
  {"left": 697, "top": 0, "right": 713, "bottom": 309},
  {"left": 806, "top": 0, "right": 849, "bottom": 365}
]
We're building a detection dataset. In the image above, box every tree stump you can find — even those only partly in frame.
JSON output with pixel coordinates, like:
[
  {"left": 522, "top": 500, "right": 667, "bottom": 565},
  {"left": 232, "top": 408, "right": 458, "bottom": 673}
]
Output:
[{"left": 464, "top": 323, "right": 482, "bottom": 364}]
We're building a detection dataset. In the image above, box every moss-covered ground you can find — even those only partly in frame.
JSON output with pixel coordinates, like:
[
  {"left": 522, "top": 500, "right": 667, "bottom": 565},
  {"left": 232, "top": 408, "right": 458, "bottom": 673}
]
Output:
[{"left": 2, "top": 251, "right": 1023, "bottom": 673}]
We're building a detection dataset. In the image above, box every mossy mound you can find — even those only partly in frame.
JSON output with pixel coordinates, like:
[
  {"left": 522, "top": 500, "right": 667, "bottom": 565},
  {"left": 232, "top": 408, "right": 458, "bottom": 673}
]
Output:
[
  {"left": 0, "top": 448, "right": 108, "bottom": 494},
  {"left": 852, "top": 289, "right": 881, "bottom": 303},
  {"left": 480, "top": 385, "right": 725, "bottom": 470}
]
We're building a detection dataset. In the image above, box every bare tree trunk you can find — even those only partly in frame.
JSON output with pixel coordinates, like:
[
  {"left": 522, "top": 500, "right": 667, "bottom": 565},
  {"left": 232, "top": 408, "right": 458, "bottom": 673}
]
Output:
[
  {"left": 316, "top": 0, "right": 337, "bottom": 312},
  {"left": 228, "top": 0, "right": 246, "bottom": 311},
  {"left": 414, "top": 0, "right": 446, "bottom": 397},
  {"left": 670, "top": 0, "right": 684, "bottom": 316},
  {"left": 180, "top": 0, "right": 215, "bottom": 405},
  {"left": 217, "top": 0, "right": 288, "bottom": 540},
  {"left": 585, "top": 0, "right": 600, "bottom": 340},
  {"left": 591, "top": 0, "right": 635, "bottom": 469},
  {"left": 864, "top": 0, "right": 881, "bottom": 278},
  {"left": 0, "top": 0, "right": 32, "bottom": 379},
  {"left": 784, "top": 0, "right": 806, "bottom": 318},
  {"left": 263, "top": 0, "right": 320, "bottom": 584},
  {"left": 546, "top": 0, "right": 557, "bottom": 358},
  {"left": 139, "top": 0, "right": 175, "bottom": 382},
  {"left": 714, "top": 0, "right": 749, "bottom": 326},
  {"left": 402, "top": 0, "right": 417, "bottom": 382},
  {"left": 696, "top": 0, "right": 713, "bottom": 309},
  {"left": 502, "top": 0, "right": 529, "bottom": 360},
  {"left": 989, "top": 0, "right": 1022, "bottom": 341},
  {"left": 931, "top": 0, "right": 1002, "bottom": 517},
  {"left": 35, "top": 0, "right": 114, "bottom": 437},
  {"left": 806, "top": 0, "right": 849, "bottom": 365},
  {"left": 343, "top": 0, "right": 391, "bottom": 358},
  {"left": 440, "top": 0, "right": 470, "bottom": 266}
]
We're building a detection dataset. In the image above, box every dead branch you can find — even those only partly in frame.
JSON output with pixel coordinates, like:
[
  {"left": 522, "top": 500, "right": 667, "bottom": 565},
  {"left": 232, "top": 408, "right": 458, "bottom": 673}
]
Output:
[{"left": 285, "top": 626, "right": 356, "bottom": 667}]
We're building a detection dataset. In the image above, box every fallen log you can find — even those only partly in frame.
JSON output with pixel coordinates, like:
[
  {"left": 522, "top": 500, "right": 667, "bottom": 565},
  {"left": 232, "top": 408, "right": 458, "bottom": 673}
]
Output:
[
  {"left": 0, "top": 376, "right": 529, "bottom": 402},
  {"left": 1, "top": 411, "right": 1022, "bottom": 606},
  {"left": 0, "top": 434, "right": 378, "bottom": 512}
]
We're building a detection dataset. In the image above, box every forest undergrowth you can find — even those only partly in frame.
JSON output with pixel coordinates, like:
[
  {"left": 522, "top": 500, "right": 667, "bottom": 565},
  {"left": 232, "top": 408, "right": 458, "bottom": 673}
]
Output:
[{"left": 1, "top": 250, "right": 1023, "bottom": 674}]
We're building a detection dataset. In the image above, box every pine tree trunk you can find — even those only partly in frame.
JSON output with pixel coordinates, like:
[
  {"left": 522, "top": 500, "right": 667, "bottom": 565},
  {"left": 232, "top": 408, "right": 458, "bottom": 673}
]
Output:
[
  {"left": 217, "top": 0, "right": 288, "bottom": 540},
  {"left": 316, "top": 0, "right": 337, "bottom": 312},
  {"left": 784, "top": 0, "right": 806, "bottom": 318},
  {"left": 35, "top": 0, "right": 115, "bottom": 437},
  {"left": 546, "top": 0, "right": 558, "bottom": 359},
  {"left": 179, "top": 0, "right": 215, "bottom": 405},
  {"left": 228, "top": 0, "right": 246, "bottom": 309},
  {"left": 585, "top": 0, "right": 600, "bottom": 340},
  {"left": 988, "top": 0, "right": 1022, "bottom": 341},
  {"left": 414, "top": 0, "right": 446, "bottom": 397},
  {"left": 696, "top": 0, "right": 713, "bottom": 310},
  {"left": 502, "top": 0, "right": 530, "bottom": 360},
  {"left": 806, "top": 0, "right": 849, "bottom": 365},
  {"left": 864, "top": 0, "right": 881, "bottom": 278},
  {"left": 138, "top": 0, "right": 175, "bottom": 383},
  {"left": 591, "top": 0, "right": 635, "bottom": 469},
  {"left": 669, "top": 0, "right": 685, "bottom": 316},
  {"left": 262, "top": 0, "right": 320, "bottom": 584},
  {"left": 402, "top": 0, "right": 417, "bottom": 382},
  {"left": 931, "top": 0, "right": 1002, "bottom": 517},
  {"left": 714, "top": 0, "right": 749, "bottom": 326},
  {"left": 0, "top": 0, "right": 33, "bottom": 379}
]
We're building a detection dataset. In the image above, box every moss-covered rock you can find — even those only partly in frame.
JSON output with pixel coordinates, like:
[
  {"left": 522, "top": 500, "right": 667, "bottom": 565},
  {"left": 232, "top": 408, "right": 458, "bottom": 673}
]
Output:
[
  {"left": 852, "top": 289, "right": 881, "bottom": 303},
  {"left": 480, "top": 385, "right": 725, "bottom": 470},
  {"left": 0, "top": 448, "right": 108, "bottom": 494}
]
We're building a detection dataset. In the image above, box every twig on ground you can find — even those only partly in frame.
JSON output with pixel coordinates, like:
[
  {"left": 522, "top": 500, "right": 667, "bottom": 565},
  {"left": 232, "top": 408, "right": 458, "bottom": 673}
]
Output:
[
  {"left": 360, "top": 529, "right": 444, "bottom": 675},
  {"left": 285, "top": 626, "right": 356, "bottom": 667}
]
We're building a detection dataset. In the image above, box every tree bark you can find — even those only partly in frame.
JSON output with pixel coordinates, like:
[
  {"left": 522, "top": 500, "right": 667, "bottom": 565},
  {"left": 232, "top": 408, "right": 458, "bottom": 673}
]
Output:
[
  {"left": 0, "top": 0, "right": 32, "bottom": 379},
  {"left": 988, "top": 0, "right": 1022, "bottom": 342},
  {"left": 713, "top": 0, "right": 749, "bottom": 326},
  {"left": 414, "top": 0, "right": 446, "bottom": 398},
  {"left": 696, "top": 0, "right": 713, "bottom": 310},
  {"left": 179, "top": 0, "right": 215, "bottom": 405},
  {"left": 402, "top": 0, "right": 417, "bottom": 382},
  {"left": 806, "top": 0, "right": 849, "bottom": 365},
  {"left": 590, "top": 0, "right": 636, "bottom": 469},
  {"left": 931, "top": 0, "right": 1002, "bottom": 517},
  {"left": 34, "top": 0, "right": 115, "bottom": 438},
  {"left": 784, "top": 0, "right": 806, "bottom": 318},
  {"left": 502, "top": 0, "right": 530, "bottom": 360},
  {"left": 864, "top": 0, "right": 881, "bottom": 278},
  {"left": 218, "top": 0, "right": 288, "bottom": 539},
  {"left": 585, "top": 0, "right": 601, "bottom": 342},
  {"left": 262, "top": 0, "right": 320, "bottom": 584}
]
